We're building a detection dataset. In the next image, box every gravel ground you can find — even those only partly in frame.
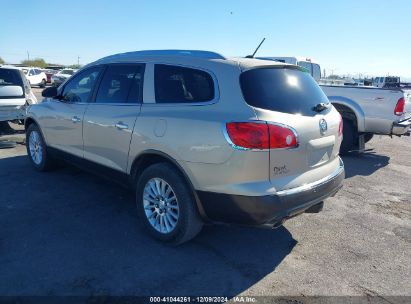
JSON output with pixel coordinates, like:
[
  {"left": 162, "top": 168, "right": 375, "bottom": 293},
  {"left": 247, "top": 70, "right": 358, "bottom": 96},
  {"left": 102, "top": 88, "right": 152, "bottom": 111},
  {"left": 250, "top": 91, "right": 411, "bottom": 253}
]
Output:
[{"left": 0, "top": 89, "right": 410, "bottom": 297}]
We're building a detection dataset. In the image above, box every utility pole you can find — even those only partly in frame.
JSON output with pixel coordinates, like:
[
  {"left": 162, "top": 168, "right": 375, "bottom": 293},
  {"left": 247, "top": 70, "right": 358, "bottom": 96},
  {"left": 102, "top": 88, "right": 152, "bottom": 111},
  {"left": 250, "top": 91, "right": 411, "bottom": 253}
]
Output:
[
  {"left": 77, "top": 56, "right": 80, "bottom": 66},
  {"left": 27, "top": 51, "right": 30, "bottom": 61}
]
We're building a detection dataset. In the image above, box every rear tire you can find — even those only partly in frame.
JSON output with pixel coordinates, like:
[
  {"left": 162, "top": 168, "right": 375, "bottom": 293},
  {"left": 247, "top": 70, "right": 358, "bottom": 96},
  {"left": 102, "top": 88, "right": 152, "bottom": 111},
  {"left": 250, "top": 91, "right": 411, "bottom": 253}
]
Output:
[
  {"left": 26, "top": 124, "right": 56, "bottom": 171},
  {"left": 136, "top": 163, "right": 203, "bottom": 245},
  {"left": 40, "top": 79, "right": 46, "bottom": 88},
  {"left": 0, "top": 121, "right": 13, "bottom": 134},
  {"left": 340, "top": 119, "right": 357, "bottom": 155}
]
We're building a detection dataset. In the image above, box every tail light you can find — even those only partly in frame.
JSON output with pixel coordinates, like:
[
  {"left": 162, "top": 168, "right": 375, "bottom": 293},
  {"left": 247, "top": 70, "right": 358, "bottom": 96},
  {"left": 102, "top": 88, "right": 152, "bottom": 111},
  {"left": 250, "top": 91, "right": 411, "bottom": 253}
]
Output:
[
  {"left": 394, "top": 97, "right": 405, "bottom": 116},
  {"left": 225, "top": 122, "right": 298, "bottom": 150},
  {"left": 338, "top": 114, "right": 343, "bottom": 136},
  {"left": 268, "top": 124, "right": 298, "bottom": 148}
]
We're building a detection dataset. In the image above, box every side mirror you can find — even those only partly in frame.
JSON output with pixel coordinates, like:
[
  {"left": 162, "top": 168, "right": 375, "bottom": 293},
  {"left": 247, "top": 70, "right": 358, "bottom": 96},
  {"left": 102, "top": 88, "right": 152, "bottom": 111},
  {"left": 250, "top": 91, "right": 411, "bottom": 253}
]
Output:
[{"left": 42, "top": 86, "right": 58, "bottom": 98}]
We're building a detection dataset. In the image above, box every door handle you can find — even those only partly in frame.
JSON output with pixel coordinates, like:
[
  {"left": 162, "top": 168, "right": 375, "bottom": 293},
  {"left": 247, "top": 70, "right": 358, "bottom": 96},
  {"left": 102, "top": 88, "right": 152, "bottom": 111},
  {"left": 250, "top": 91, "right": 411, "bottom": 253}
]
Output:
[
  {"left": 115, "top": 122, "right": 128, "bottom": 130},
  {"left": 71, "top": 116, "right": 81, "bottom": 123}
]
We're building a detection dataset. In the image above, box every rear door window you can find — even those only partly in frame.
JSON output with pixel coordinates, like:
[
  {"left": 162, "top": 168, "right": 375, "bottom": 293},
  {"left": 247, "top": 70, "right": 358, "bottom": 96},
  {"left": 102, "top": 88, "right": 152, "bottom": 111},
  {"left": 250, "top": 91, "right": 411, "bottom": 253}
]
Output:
[
  {"left": 96, "top": 64, "right": 144, "bottom": 103},
  {"left": 240, "top": 67, "right": 329, "bottom": 116},
  {"left": 154, "top": 64, "right": 214, "bottom": 103}
]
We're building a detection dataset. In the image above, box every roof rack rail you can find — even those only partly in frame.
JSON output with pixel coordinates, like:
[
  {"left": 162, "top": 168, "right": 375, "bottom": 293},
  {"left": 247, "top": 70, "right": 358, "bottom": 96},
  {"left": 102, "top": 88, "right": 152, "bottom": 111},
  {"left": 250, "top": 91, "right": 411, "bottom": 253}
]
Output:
[{"left": 99, "top": 50, "right": 226, "bottom": 61}]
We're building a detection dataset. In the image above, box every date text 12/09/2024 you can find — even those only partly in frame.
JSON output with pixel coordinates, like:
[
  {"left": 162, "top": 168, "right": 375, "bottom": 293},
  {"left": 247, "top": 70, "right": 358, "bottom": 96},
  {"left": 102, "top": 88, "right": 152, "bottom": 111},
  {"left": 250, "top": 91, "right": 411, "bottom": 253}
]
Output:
[{"left": 149, "top": 296, "right": 257, "bottom": 303}]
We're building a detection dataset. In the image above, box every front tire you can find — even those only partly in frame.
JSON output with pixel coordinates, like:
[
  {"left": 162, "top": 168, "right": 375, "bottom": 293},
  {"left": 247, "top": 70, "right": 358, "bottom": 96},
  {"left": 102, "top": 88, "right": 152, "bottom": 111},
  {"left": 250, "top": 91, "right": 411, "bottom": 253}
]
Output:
[
  {"left": 40, "top": 79, "right": 46, "bottom": 88},
  {"left": 136, "top": 163, "right": 203, "bottom": 245},
  {"left": 26, "top": 124, "right": 55, "bottom": 171}
]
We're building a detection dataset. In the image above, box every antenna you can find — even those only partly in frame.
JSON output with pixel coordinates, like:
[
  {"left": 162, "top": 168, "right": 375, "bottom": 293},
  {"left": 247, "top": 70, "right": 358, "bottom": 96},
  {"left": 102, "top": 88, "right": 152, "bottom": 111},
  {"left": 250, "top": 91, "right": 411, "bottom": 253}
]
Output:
[{"left": 246, "top": 38, "right": 266, "bottom": 58}]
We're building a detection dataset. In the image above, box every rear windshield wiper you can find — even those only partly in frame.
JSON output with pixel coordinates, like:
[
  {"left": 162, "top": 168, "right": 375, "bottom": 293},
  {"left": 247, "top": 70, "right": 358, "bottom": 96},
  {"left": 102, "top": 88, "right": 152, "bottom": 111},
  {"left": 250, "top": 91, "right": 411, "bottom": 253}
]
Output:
[{"left": 313, "top": 102, "right": 331, "bottom": 112}]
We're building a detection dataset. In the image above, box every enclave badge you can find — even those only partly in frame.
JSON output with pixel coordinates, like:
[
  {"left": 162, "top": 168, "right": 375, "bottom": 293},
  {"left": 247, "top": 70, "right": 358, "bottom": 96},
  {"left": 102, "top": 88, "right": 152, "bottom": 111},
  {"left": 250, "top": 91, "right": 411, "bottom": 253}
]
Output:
[{"left": 319, "top": 119, "right": 327, "bottom": 135}]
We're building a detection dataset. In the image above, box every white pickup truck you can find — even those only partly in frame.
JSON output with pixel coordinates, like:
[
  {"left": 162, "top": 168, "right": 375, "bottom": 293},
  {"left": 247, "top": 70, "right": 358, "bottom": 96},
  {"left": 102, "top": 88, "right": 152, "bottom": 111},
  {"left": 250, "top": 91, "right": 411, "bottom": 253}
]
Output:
[{"left": 259, "top": 57, "right": 411, "bottom": 153}]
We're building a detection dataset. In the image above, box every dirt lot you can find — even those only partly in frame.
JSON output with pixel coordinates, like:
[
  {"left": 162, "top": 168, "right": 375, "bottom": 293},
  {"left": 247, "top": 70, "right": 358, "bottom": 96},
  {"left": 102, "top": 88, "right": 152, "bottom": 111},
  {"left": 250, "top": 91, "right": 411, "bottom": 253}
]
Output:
[{"left": 0, "top": 90, "right": 410, "bottom": 297}]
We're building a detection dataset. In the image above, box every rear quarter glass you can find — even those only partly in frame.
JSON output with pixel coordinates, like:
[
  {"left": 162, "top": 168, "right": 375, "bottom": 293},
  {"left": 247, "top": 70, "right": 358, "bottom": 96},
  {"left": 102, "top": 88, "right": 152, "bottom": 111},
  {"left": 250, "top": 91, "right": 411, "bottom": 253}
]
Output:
[{"left": 240, "top": 67, "right": 329, "bottom": 116}]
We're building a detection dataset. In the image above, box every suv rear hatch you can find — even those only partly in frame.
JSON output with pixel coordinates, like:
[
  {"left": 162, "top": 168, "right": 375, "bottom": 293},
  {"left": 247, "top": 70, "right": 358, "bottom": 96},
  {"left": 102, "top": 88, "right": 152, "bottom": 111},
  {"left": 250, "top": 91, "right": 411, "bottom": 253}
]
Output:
[
  {"left": 239, "top": 65, "right": 342, "bottom": 191},
  {"left": 0, "top": 68, "right": 26, "bottom": 107}
]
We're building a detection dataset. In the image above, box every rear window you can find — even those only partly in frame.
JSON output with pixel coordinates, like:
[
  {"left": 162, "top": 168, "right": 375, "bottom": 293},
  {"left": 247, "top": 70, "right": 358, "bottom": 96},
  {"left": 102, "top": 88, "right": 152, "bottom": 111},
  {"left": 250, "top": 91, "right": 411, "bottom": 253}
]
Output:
[
  {"left": 0, "top": 69, "right": 24, "bottom": 87},
  {"left": 312, "top": 64, "right": 321, "bottom": 80},
  {"left": 240, "top": 67, "right": 329, "bottom": 116},
  {"left": 155, "top": 64, "right": 214, "bottom": 103}
]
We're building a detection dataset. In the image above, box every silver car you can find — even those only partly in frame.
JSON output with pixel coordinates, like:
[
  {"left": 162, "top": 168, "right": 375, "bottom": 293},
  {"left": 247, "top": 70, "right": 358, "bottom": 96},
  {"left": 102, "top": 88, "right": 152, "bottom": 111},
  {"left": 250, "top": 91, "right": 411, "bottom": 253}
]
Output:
[{"left": 25, "top": 50, "right": 344, "bottom": 244}]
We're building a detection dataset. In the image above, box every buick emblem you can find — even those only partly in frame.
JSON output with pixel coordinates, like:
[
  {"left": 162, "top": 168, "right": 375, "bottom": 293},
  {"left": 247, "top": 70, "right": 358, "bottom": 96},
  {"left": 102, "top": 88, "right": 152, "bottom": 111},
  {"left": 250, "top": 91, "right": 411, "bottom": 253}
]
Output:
[{"left": 319, "top": 119, "right": 327, "bottom": 134}]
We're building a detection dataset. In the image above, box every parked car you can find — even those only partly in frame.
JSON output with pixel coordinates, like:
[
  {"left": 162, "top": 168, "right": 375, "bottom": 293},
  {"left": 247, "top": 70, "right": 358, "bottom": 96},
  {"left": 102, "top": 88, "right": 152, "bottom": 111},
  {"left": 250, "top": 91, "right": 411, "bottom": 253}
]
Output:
[
  {"left": 51, "top": 69, "right": 77, "bottom": 86},
  {"left": 21, "top": 67, "right": 47, "bottom": 88},
  {"left": 25, "top": 50, "right": 344, "bottom": 244},
  {"left": 43, "top": 69, "right": 59, "bottom": 84},
  {"left": 0, "top": 65, "right": 37, "bottom": 123},
  {"left": 259, "top": 57, "right": 411, "bottom": 153},
  {"left": 372, "top": 76, "right": 401, "bottom": 88}
]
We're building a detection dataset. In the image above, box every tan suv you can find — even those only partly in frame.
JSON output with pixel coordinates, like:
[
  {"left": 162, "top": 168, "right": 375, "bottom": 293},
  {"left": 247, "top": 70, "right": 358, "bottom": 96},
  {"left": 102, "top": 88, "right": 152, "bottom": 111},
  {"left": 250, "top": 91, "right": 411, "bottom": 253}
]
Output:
[{"left": 25, "top": 50, "right": 344, "bottom": 244}]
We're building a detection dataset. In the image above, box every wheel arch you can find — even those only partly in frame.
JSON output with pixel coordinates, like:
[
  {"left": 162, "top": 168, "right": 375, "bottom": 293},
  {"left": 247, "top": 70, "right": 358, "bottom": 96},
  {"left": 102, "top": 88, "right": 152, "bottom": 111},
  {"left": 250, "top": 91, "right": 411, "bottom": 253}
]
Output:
[
  {"left": 329, "top": 96, "right": 365, "bottom": 132},
  {"left": 129, "top": 150, "right": 209, "bottom": 221},
  {"left": 24, "top": 117, "right": 39, "bottom": 130},
  {"left": 25, "top": 117, "right": 48, "bottom": 144}
]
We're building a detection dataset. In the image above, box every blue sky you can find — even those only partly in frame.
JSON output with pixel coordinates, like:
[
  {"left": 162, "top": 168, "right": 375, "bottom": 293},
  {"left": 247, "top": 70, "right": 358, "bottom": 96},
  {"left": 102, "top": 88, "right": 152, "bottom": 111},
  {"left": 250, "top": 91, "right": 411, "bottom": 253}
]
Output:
[{"left": 1, "top": 0, "right": 410, "bottom": 79}]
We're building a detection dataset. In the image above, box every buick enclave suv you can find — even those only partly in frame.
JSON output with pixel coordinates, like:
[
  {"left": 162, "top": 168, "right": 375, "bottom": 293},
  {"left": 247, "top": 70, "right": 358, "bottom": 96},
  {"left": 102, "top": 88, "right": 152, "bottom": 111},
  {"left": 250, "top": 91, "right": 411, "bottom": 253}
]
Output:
[{"left": 25, "top": 50, "right": 344, "bottom": 244}]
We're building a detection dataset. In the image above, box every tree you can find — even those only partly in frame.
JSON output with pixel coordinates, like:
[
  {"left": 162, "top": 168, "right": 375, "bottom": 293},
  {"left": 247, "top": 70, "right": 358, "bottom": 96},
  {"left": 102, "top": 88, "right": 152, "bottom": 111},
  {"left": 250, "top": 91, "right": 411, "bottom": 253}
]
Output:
[
  {"left": 0, "top": 57, "right": 4, "bottom": 64},
  {"left": 21, "top": 58, "right": 47, "bottom": 68}
]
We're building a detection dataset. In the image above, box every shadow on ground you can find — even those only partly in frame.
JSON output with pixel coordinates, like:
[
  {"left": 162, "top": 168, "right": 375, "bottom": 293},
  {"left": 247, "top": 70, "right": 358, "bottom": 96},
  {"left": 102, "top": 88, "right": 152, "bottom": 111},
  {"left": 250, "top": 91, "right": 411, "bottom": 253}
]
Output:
[
  {"left": 0, "top": 155, "right": 296, "bottom": 296},
  {"left": 0, "top": 121, "right": 24, "bottom": 136},
  {"left": 341, "top": 150, "right": 390, "bottom": 178}
]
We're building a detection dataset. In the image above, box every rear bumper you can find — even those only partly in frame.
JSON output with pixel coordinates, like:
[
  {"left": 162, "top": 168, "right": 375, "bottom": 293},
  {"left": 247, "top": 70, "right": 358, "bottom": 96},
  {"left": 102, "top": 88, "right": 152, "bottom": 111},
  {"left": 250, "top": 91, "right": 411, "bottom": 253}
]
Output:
[
  {"left": 197, "top": 158, "right": 345, "bottom": 226},
  {"left": 0, "top": 105, "right": 26, "bottom": 122},
  {"left": 391, "top": 117, "right": 411, "bottom": 135}
]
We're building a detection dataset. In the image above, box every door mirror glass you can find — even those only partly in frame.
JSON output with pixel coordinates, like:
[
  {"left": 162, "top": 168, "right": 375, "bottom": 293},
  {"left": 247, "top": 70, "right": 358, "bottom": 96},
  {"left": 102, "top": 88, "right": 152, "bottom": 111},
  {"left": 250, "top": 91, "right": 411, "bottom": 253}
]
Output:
[
  {"left": 42, "top": 86, "right": 58, "bottom": 98},
  {"left": 0, "top": 85, "right": 23, "bottom": 97}
]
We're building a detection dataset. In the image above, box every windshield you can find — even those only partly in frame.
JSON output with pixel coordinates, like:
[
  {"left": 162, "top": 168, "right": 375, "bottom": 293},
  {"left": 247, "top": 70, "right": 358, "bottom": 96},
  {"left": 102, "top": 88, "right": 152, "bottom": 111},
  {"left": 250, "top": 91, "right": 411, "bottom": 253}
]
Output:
[
  {"left": 240, "top": 67, "right": 329, "bottom": 116},
  {"left": 60, "top": 70, "right": 74, "bottom": 75}
]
